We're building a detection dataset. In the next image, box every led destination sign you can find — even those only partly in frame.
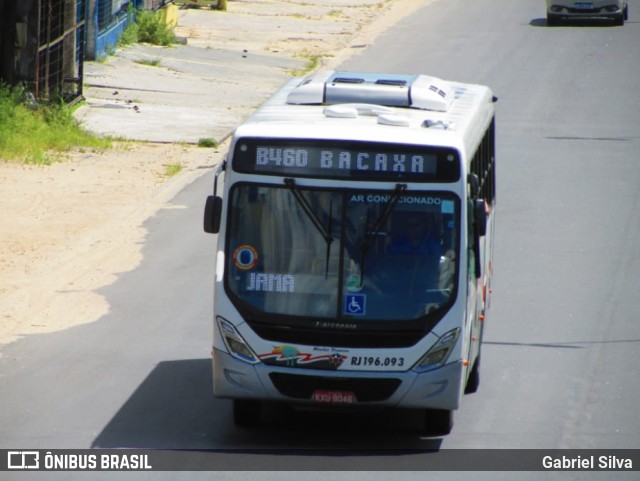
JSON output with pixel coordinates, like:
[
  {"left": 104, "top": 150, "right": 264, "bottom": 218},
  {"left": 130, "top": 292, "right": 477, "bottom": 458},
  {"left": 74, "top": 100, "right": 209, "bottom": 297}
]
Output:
[
  {"left": 233, "top": 139, "right": 460, "bottom": 181},
  {"left": 256, "top": 147, "right": 433, "bottom": 174}
]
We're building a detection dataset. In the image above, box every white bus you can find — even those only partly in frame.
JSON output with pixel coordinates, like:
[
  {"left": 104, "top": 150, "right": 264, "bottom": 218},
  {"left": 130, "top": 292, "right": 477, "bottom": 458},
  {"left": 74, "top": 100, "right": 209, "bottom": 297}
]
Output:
[{"left": 204, "top": 71, "right": 496, "bottom": 435}]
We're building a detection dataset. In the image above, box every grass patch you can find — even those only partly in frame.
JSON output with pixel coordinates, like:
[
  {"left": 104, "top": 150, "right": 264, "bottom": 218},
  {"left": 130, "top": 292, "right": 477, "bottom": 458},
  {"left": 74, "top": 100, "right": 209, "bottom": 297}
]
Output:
[
  {"left": 164, "top": 163, "right": 183, "bottom": 177},
  {"left": 290, "top": 53, "right": 321, "bottom": 76},
  {"left": 198, "top": 138, "right": 219, "bottom": 148},
  {"left": 174, "top": 0, "right": 227, "bottom": 10},
  {"left": 119, "top": 8, "right": 177, "bottom": 47},
  {"left": 0, "top": 83, "right": 111, "bottom": 164},
  {"left": 119, "top": 19, "right": 139, "bottom": 46}
]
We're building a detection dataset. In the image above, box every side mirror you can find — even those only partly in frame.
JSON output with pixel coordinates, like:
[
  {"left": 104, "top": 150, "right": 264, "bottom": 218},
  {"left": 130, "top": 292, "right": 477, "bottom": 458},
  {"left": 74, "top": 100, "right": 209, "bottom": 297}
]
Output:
[
  {"left": 467, "top": 173, "right": 480, "bottom": 198},
  {"left": 203, "top": 196, "right": 223, "bottom": 234},
  {"left": 474, "top": 199, "right": 487, "bottom": 237}
]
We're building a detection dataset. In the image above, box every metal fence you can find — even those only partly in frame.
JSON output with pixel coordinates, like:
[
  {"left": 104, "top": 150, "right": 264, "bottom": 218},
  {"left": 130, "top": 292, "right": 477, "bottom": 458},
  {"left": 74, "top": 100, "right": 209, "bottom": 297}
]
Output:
[
  {"left": 0, "top": 0, "right": 86, "bottom": 103},
  {"left": 0, "top": 0, "right": 172, "bottom": 103},
  {"left": 36, "top": 0, "right": 86, "bottom": 102}
]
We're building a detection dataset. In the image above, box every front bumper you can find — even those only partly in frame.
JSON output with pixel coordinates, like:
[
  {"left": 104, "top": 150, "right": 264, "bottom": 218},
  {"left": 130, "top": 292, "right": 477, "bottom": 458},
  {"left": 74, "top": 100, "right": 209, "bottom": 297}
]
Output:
[
  {"left": 547, "top": 2, "right": 624, "bottom": 18},
  {"left": 212, "top": 347, "right": 463, "bottom": 411}
]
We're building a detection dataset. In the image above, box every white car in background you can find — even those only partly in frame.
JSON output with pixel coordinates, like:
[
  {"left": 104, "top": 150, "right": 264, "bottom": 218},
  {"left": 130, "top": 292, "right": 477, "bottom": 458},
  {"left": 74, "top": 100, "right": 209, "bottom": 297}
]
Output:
[{"left": 546, "top": 0, "right": 629, "bottom": 25}]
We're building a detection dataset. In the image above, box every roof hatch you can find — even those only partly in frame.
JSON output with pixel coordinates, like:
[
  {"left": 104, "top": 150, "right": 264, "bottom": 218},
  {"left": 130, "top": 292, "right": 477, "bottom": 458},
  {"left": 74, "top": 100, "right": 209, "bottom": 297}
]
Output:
[{"left": 287, "top": 70, "right": 454, "bottom": 112}]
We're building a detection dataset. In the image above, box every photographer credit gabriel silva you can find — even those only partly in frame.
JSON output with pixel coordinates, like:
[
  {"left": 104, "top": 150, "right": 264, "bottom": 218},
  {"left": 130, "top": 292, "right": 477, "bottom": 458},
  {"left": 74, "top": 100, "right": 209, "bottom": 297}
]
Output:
[{"left": 542, "top": 454, "right": 633, "bottom": 470}]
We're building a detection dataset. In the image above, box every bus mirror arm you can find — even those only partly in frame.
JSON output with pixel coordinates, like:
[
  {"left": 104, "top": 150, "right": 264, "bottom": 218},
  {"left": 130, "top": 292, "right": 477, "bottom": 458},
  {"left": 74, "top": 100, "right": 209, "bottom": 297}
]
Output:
[
  {"left": 467, "top": 174, "right": 480, "bottom": 198},
  {"left": 213, "top": 160, "right": 227, "bottom": 198}
]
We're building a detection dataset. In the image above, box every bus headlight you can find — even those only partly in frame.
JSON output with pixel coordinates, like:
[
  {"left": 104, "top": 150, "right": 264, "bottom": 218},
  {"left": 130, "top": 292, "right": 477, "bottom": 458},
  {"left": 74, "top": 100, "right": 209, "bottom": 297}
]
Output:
[
  {"left": 414, "top": 328, "right": 460, "bottom": 372},
  {"left": 216, "top": 317, "right": 260, "bottom": 364}
]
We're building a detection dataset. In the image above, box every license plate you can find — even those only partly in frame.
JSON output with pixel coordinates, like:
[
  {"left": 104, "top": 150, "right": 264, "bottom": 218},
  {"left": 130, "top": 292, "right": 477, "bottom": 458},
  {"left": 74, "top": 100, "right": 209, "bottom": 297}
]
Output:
[
  {"left": 574, "top": 2, "right": 593, "bottom": 9},
  {"left": 311, "top": 390, "right": 357, "bottom": 404}
]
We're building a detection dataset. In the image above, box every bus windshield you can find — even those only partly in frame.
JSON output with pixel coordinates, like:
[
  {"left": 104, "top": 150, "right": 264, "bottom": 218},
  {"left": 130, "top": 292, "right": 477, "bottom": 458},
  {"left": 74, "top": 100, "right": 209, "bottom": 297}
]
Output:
[{"left": 225, "top": 183, "right": 459, "bottom": 322}]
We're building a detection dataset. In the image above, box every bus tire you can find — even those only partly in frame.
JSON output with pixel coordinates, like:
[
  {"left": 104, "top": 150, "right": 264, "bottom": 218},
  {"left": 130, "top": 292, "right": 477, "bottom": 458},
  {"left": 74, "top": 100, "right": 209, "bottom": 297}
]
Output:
[
  {"left": 465, "top": 356, "right": 481, "bottom": 394},
  {"left": 423, "top": 408, "right": 453, "bottom": 436},
  {"left": 233, "top": 399, "right": 261, "bottom": 428}
]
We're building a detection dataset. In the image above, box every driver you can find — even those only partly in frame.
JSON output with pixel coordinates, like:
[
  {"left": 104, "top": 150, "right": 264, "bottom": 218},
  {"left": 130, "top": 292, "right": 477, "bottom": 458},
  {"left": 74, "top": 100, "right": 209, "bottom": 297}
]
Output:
[{"left": 387, "top": 215, "right": 442, "bottom": 256}]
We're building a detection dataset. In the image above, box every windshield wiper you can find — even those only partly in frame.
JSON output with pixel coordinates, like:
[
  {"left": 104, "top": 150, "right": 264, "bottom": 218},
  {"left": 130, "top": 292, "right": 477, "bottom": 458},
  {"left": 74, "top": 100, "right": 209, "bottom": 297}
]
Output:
[
  {"left": 284, "top": 178, "right": 334, "bottom": 278},
  {"left": 359, "top": 183, "right": 407, "bottom": 286}
]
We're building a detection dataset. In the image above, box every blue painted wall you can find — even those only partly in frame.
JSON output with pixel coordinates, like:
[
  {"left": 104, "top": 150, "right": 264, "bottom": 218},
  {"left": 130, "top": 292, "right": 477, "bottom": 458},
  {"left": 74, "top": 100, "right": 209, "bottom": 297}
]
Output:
[{"left": 94, "top": 9, "right": 134, "bottom": 59}]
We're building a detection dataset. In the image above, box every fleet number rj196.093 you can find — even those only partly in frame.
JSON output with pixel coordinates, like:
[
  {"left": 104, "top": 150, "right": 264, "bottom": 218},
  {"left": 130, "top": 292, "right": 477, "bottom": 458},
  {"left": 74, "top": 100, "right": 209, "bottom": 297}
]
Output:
[{"left": 350, "top": 356, "right": 405, "bottom": 367}]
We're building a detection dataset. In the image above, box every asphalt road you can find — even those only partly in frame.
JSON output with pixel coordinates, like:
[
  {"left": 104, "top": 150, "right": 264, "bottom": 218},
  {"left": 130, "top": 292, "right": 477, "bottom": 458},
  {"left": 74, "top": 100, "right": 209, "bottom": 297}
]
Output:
[{"left": 1, "top": 0, "right": 639, "bottom": 479}]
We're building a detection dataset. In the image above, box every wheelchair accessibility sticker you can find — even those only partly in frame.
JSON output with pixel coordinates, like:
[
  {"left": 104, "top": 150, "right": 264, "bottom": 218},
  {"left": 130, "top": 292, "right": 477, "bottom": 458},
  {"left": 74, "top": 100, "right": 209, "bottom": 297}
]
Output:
[{"left": 344, "top": 293, "right": 366, "bottom": 316}]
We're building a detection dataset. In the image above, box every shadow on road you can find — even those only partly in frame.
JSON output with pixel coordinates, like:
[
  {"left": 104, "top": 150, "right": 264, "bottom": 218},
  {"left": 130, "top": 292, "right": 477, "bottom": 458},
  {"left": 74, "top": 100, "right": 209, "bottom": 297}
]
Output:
[
  {"left": 92, "top": 358, "right": 443, "bottom": 459},
  {"left": 529, "top": 17, "right": 628, "bottom": 27}
]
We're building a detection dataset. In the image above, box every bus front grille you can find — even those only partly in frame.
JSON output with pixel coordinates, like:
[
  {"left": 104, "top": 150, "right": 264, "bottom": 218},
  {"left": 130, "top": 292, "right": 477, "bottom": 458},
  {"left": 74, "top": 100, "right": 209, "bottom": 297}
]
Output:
[{"left": 269, "top": 372, "right": 402, "bottom": 402}]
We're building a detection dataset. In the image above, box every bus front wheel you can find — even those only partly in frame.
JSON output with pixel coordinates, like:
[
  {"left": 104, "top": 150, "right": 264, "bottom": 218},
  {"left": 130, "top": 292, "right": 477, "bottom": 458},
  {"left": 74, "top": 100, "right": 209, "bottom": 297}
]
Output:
[
  {"left": 465, "top": 356, "right": 481, "bottom": 394},
  {"left": 423, "top": 408, "right": 453, "bottom": 436},
  {"left": 547, "top": 14, "right": 560, "bottom": 26},
  {"left": 233, "top": 399, "right": 261, "bottom": 428}
]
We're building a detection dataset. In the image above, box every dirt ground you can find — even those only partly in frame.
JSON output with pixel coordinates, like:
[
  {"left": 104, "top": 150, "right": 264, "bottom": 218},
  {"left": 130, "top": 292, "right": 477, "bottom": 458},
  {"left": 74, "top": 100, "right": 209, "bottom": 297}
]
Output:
[
  {"left": 0, "top": 0, "right": 425, "bottom": 350},
  {"left": 0, "top": 142, "right": 223, "bottom": 347}
]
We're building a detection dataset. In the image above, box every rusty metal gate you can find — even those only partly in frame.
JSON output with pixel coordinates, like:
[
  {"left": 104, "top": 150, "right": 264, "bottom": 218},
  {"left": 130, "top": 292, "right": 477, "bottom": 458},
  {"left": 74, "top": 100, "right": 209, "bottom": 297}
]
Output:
[
  {"left": 36, "top": 0, "right": 86, "bottom": 102},
  {"left": 1, "top": 0, "right": 172, "bottom": 102}
]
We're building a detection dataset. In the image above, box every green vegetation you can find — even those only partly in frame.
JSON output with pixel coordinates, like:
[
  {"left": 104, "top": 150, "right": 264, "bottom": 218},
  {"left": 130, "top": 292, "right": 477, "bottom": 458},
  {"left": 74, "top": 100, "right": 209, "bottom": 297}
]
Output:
[
  {"left": 118, "top": 19, "right": 139, "bottom": 46},
  {"left": 173, "top": 0, "right": 227, "bottom": 11},
  {"left": 119, "top": 8, "right": 177, "bottom": 47},
  {"left": 164, "top": 163, "right": 183, "bottom": 177},
  {"left": 0, "top": 83, "right": 111, "bottom": 164},
  {"left": 197, "top": 137, "right": 219, "bottom": 148},
  {"left": 290, "top": 52, "right": 321, "bottom": 76}
]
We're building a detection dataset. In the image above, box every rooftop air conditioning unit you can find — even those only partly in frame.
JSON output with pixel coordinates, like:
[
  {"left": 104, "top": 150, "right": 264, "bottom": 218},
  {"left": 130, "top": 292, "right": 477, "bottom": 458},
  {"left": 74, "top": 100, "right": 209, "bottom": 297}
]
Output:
[{"left": 287, "top": 71, "right": 454, "bottom": 112}]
